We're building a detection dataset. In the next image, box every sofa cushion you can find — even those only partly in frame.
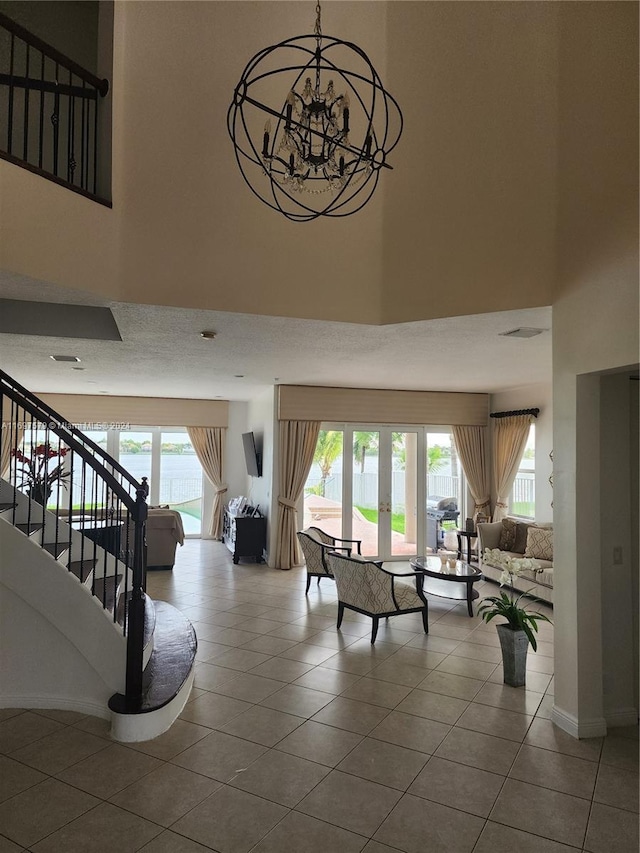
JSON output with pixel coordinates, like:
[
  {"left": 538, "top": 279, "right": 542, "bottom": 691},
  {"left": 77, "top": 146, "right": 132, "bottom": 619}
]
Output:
[
  {"left": 521, "top": 566, "right": 554, "bottom": 588},
  {"left": 498, "top": 518, "right": 517, "bottom": 551},
  {"left": 525, "top": 526, "right": 554, "bottom": 561},
  {"left": 513, "top": 522, "right": 532, "bottom": 554}
]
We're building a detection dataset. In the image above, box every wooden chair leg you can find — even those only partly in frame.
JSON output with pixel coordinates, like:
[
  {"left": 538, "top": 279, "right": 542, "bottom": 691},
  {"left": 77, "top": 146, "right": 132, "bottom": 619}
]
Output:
[
  {"left": 421, "top": 607, "right": 429, "bottom": 635},
  {"left": 337, "top": 602, "right": 345, "bottom": 629},
  {"left": 371, "top": 616, "right": 379, "bottom": 645},
  {"left": 305, "top": 574, "right": 311, "bottom": 595}
]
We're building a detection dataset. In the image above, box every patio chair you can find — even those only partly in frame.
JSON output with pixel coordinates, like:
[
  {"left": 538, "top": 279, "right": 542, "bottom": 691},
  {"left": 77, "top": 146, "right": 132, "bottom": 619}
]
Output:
[
  {"left": 297, "top": 527, "right": 362, "bottom": 594},
  {"left": 325, "top": 551, "right": 429, "bottom": 644}
]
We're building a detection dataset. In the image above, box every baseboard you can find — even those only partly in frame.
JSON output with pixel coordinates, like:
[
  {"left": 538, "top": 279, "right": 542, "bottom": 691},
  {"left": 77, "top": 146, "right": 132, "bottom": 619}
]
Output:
[
  {"left": 0, "top": 695, "right": 110, "bottom": 720},
  {"left": 551, "top": 705, "right": 607, "bottom": 739},
  {"left": 605, "top": 707, "right": 639, "bottom": 728}
]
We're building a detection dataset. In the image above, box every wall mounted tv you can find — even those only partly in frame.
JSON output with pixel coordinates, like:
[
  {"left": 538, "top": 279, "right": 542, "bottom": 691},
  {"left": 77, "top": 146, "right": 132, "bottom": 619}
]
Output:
[{"left": 242, "top": 432, "right": 262, "bottom": 477}]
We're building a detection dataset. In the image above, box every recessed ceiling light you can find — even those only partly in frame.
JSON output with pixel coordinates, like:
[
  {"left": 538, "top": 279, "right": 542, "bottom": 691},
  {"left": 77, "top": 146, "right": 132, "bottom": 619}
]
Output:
[
  {"left": 50, "top": 355, "right": 81, "bottom": 362},
  {"left": 200, "top": 330, "right": 217, "bottom": 340},
  {"left": 234, "top": 374, "right": 244, "bottom": 378},
  {"left": 499, "top": 328, "right": 547, "bottom": 339},
  {"left": 72, "top": 367, "right": 86, "bottom": 371}
]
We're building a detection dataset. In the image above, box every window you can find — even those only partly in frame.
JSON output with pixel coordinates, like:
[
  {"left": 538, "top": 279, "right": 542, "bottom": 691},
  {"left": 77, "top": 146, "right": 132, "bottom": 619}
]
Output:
[{"left": 510, "top": 424, "right": 535, "bottom": 518}]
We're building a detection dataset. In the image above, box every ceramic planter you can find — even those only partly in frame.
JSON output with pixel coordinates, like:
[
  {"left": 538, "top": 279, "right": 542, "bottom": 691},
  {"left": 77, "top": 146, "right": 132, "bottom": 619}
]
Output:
[{"left": 496, "top": 623, "right": 529, "bottom": 687}]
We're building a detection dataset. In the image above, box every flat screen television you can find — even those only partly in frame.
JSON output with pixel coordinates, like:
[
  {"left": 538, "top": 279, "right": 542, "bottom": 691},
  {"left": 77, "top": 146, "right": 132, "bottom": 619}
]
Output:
[{"left": 242, "top": 431, "right": 262, "bottom": 477}]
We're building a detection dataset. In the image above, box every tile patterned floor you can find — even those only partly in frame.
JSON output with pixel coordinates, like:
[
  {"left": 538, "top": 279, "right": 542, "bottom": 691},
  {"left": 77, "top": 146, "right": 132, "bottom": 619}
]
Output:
[{"left": 0, "top": 540, "right": 638, "bottom": 853}]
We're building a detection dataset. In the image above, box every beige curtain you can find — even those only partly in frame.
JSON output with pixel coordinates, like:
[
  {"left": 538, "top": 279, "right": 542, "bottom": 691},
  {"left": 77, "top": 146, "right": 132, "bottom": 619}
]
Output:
[
  {"left": 493, "top": 415, "right": 534, "bottom": 522},
  {"left": 187, "top": 426, "right": 227, "bottom": 538},
  {"left": 451, "top": 425, "right": 491, "bottom": 520},
  {"left": 274, "top": 419, "right": 321, "bottom": 570}
]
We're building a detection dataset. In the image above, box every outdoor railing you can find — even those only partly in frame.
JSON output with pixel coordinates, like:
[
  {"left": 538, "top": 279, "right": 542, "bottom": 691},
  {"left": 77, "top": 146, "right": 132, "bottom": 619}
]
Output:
[{"left": 0, "top": 11, "right": 110, "bottom": 203}]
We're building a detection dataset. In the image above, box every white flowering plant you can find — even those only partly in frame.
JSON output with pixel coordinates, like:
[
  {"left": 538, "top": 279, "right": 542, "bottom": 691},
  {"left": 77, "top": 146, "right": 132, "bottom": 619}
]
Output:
[{"left": 478, "top": 548, "right": 552, "bottom": 650}]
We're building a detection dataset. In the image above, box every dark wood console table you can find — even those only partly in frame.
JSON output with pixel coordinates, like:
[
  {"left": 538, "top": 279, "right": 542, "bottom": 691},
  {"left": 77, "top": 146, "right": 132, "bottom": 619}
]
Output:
[{"left": 223, "top": 510, "right": 266, "bottom": 564}]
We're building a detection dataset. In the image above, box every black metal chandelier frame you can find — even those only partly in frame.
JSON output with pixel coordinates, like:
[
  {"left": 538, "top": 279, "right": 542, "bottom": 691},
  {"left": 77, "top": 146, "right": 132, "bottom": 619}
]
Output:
[{"left": 227, "top": 4, "right": 403, "bottom": 222}]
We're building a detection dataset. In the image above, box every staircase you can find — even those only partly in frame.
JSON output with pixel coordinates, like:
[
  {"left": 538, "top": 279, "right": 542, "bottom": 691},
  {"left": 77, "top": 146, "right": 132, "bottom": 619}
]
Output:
[{"left": 0, "top": 370, "right": 197, "bottom": 741}]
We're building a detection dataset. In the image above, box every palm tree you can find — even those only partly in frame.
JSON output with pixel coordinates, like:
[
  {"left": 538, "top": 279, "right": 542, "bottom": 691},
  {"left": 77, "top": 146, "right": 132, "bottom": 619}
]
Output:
[
  {"left": 353, "top": 431, "right": 379, "bottom": 473},
  {"left": 313, "top": 430, "right": 343, "bottom": 497}
]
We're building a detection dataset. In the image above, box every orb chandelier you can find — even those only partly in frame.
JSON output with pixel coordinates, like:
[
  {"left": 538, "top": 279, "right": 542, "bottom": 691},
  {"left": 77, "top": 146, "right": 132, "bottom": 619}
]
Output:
[{"left": 227, "top": 2, "right": 403, "bottom": 222}]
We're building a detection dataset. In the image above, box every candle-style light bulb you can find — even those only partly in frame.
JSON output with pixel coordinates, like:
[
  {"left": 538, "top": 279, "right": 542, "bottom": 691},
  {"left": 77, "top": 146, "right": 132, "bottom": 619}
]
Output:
[
  {"left": 262, "top": 119, "right": 271, "bottom": 157},
  {"left": 285, "top": 92, "right": 294, "bottom": 130},
  {"left": 342, "top": 92, "right": 350, "bottom": 134}
]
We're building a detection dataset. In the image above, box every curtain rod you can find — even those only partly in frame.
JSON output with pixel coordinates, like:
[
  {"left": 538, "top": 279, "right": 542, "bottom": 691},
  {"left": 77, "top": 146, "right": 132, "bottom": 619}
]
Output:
[{"left": 490, "top": 408, "right": 540, "bottom": 419}]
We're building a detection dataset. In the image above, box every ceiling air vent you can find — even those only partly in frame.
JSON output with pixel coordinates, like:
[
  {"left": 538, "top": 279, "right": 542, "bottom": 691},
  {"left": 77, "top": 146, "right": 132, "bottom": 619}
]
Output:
[
  {"left": 50, "top": 355, "right": 81, "bottom": 362},
  {"left": 499, "top": 328, "right": 546, "bottom": 339}
]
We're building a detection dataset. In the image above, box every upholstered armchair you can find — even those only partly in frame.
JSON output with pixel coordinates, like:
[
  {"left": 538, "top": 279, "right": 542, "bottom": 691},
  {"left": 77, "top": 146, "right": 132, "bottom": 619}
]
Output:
[
  {"left": 297, "top": 527, "right": 362, "bottom": 594},
  {"left": 324, "top": 551, "right": 429, "bottom": 644}
]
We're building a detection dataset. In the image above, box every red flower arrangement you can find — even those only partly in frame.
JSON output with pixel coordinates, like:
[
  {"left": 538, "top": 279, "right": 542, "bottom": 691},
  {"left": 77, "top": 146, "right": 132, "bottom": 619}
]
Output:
[{"left": 11, "top": 443, "right": 71, "bottom": 505}]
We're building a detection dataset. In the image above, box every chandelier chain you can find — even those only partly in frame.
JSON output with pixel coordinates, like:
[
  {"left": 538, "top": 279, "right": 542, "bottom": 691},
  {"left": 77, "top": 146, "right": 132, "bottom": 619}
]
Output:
[{"left": 314, "top": 2, "right": 322, "bottom": 40}]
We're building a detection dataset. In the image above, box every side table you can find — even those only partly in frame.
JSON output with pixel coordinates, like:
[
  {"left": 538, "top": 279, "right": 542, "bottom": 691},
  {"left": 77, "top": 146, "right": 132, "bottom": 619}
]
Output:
[{"left": 455, "top": 529, "right": 478, "bottom": 565}]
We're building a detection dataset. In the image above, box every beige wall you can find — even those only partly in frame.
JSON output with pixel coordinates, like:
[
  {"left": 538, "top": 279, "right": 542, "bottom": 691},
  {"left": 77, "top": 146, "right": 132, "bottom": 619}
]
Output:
[{"left": 552, "top": 1, "right": 639, "bottom": 737}]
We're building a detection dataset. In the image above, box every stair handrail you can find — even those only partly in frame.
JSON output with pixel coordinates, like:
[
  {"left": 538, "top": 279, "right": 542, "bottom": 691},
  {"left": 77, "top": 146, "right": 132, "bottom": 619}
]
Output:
[
  {"left": 0, "top": 11, "right": 109, "bottom": 96},
  {"left": 0, "top": 369, "right": 143, "bottom": 502}
]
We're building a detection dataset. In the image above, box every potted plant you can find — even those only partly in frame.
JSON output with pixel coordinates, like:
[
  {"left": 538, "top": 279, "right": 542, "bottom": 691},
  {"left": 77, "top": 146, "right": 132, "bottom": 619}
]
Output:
[
  {"left": 11, "top": 443, "right": 71, "bottom": 506},
  {"left": 478, "top": 548, "right": 552, "bottom": 687}
]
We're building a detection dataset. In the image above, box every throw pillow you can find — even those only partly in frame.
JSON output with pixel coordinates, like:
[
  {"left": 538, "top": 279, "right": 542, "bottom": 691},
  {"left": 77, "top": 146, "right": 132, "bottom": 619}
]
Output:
[
  {"left": 513, "top": 522, "right": 532, "bottom": 554},
  {"left": 498, "top": 518, "right": 517, "bottom": 551},
  {"left": 525, "top": 526, "right": 554, "bottom": 561}
]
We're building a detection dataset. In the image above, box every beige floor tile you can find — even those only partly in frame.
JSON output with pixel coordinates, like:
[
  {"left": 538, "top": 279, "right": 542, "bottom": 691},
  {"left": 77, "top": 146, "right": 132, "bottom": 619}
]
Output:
[
  {"left": 9, "top": 725, "right": 110, "bottom": 774},
  {"left": 474, "top": 821, "right": 581, "bottom": 853},
  {"left": 337, "top": 736, "right": 428, "bottom": 790},
  {"left": 369, "top": 711, "right": 451, "bottom": 755},
  {"left": 406, "top": 634, "right": 462, "bottom": 653},
  {"left": 510, "top": 744, "right": 598, "bottom": 799},
  {"left": 248, "top": 657, "right": 315, "bottom": 682},
  {"left": 322, "top": 652, "right": 378, "bottom": 676},
  {"left": 297, "top": 769, "right": 401, "bottom": 836},
  {"left": 584, "top": 801, "right": 640, "bottom": 853},
  {"left": 0, "top": 833, "right": 24, "bottom": 852},
  {"left": 251, "top": 810, "right": 366, "bottom": 853},
  {"left": 207, "top": 627, "right": 264, "bottom": 647},
  {"left": 229, "top": 747, "right": 329, "bottom": 806},
  {"left": 278, "top": 642, "right": 338, "bottom": 665},
  {"left": 395, "top": 689, "right": 469, "bottom": 725},
  {"left": 311, "top": 697, "right": 390, "bottom": 735},
  {"left": 266, "top": 624, "right": 321, "bottom": 642},
  {"left": 434, "top": 727, "right": 520, "bottom": 775},
  {"left": 473, "top": 681, "right": 544, "bottom": 715},
  {"left": 31, "top": 802, "right": 162, "bottom": 853},
  {"left": 450, "top": 641, "right": 503, "bottom": 663},
  {"left": 417, "top": 669, "right": 485, "bottom": 701},
  {"left": 599, "top": 734, "right": 640, "bottom": 772},
  {"left": 220, "top": 704, "right": 304, "bottom": 746},
  {"left": 489, "top": 666, "right": 553, "bottom": 693},
  {"left": 212, "top": 672, "right": 287, "bottom": 704},
  {"left": 456, "top": 702, "right": 533, "bottom": 743},
  {"left": 362, "top": 842, "right": 405, "bottom": 853},
  {"left": 110, "top": 762, "right": 220, "bottom": 825},
  {"left": 0, "top": 711, "right": 24, "bottom": 723},
  {"left": 345, "top": 638, "right": 405, "bottom": 660},
  {"left": 435, "top": 655, "right": 498, "bottom": 680},
  {"left": 292, "top": 666, "right": 362, "bottom": 695},
  {"left": 239, "top": 634, "right": 298, "bottom": 655},
  {"left": 137, "top": 830, "right": 218, "bottom": 852},
  {"left": 340, "top": 678, "right": 413, "bottom": 710},
  {"left": 524, "top": 718, "right": 603, "bottom": 762},
  {"left": 0, "top": 712, "right": 65, "bottom": 755},
  {"left": 209, "top": 647, "right": 273, "bottom": 672},
  {"left": 33, "top": 709, "right": 88, "bottom": 724},
  {"left": 125, "top": 719, "right": 211, "bottom": 761},
  {"left": 490, "top": 778, "right": 590, "bottom": 847},
  {"left": 0, "top": 778, "right": 99, "bottom": 848},
  {"left": 71, "top": 714, "right": 112, "bottom": 739},
  {"left": 193, "top": 661, "right": 242, "bottom": 691},
  {"left": 374, "top": 792, "right": 484, "bottom": 853},
  {"left": 534, "top": 693, "right": 555, "bottom": 720},
  {"left": 55, "top": 743, "right": 162, "bottom": 798},
  {"left": 409, "top": 755, "right": 505, "bottom": 817},
  {"left": 171, "top": 784, "right": 288, "bottom": 853},
  {"left": 259, "top": 683, "right": 335, "bottom": 717},
  {"left": 228, "top": 603, "right": 274, "bottom": 617},
  {"left": 179, "top": 691, "right": 252, "bottom": 729},
  {"left": 427, "top": 623, "right": 475, "bottom": 641},
  {"left": 593, "top": 762, "right": 639, "bottom": 812},
  {"left": 171, "top": 729, "right": 267, "bottom": 781},
  {"left": 368, "top": 659, "right": 433, "bottom": 688},
  {"left": 0, "top": 755, "right": 46, "bottom": 804},
  {"left": 276, "top": 720, "right": 363, "bottom": 766},
  {"left": 301, "top": 630, "right": 359, "bottom": 650}
]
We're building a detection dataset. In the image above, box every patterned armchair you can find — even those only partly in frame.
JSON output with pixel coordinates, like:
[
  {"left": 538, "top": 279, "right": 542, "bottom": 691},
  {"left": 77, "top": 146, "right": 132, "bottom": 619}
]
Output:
[
  {"left": 297, "top": 527, "right": 362, "bottom": 594},
  {"left": 325, "top": 551, "right": 429, "bottom": 644}
]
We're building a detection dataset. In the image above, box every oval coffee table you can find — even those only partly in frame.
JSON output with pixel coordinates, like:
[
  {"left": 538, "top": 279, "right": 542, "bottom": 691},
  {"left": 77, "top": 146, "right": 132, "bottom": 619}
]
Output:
[{"left": 411, "top": 556, "right": 483, "bottom": 617}]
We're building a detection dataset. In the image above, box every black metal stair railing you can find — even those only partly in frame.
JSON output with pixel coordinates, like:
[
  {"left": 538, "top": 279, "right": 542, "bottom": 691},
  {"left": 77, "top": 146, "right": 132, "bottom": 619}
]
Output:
[
  {"left": 0, "top": 370, "right": 148, "bottom": 708},
  {"left": 0, "top": 11, "right": 110, "bottom": 204}
]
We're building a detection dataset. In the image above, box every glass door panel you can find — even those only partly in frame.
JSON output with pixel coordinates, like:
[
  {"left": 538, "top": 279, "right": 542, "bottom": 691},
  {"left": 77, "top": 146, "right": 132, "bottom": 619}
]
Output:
[
  {"left": 426, "top": 431, "right": 463, "bottom": 553},
  {"left": 352, "top": 430, "right": 380, "bottom": 557},
  {"left": 303, "top": 429, "right": 344, "bottom": 538},
  {"left": 119, "top": 431, "right": 153, "bottom": 494},
  {"left": 390, "top": 431, "right": 419, "bottom": 557},
  {"left": 160, "top": 432, "right": 203, "bottom": 535}
]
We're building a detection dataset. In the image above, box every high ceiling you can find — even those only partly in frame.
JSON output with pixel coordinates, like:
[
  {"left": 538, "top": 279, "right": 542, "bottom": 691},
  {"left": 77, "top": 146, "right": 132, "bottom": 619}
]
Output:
[{"left": 0, "top": 272, "right": 550, "bottom": 400}]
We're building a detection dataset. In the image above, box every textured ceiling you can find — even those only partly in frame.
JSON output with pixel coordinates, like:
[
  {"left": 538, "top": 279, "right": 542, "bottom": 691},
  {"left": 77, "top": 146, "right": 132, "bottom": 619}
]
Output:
[{"left": 0, "top": 272, "right": 551, "bottom": 401}]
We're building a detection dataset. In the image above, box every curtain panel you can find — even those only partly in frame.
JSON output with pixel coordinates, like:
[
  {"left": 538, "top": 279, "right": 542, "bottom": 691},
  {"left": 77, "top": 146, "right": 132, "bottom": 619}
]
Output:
[
  {"left": 451, "top": 425, "right": 491, "bottom": 520},
  {"left": 1, "top": 400, "right": 25, "bottom": 479},
  {"left": 274, "top": 419, "right": 321, "bottom": 570},
  {"left": 186, "top": 426, "right": 227, "bottom": 538},
  {"left": 492, "top": 415, "right": 534, "bottom": 522}
]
